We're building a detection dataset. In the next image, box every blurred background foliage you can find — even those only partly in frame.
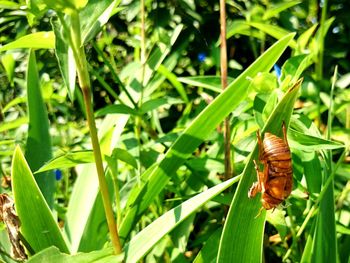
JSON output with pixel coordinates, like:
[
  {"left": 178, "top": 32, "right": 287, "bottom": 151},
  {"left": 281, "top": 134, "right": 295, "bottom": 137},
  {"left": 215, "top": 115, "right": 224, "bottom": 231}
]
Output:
[{"left": 0, "top": 0, "right": 349, "bottom": 262}]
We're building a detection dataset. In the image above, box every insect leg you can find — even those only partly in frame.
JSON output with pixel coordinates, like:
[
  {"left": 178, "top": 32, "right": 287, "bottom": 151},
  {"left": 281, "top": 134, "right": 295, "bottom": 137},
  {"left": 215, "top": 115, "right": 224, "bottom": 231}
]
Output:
[
  {"left": 248, "top": 160, "right": 262, "bottom": 198},
  {"left": 255, "top": 159, "right": 266, "bottom": 192}
]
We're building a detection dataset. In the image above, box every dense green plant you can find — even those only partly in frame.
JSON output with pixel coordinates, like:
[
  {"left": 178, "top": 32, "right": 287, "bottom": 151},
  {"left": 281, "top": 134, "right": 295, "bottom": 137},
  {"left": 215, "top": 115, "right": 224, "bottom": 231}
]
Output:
[{"left": 0, "top": 0, "right": 349, "bottom": 262}]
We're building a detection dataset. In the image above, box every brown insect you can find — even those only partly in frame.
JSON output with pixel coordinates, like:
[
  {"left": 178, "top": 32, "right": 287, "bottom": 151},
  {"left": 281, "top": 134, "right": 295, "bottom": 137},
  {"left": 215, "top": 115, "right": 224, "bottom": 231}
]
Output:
[{"left": 248, "top": 122, "right": 293, "bottom": 213}]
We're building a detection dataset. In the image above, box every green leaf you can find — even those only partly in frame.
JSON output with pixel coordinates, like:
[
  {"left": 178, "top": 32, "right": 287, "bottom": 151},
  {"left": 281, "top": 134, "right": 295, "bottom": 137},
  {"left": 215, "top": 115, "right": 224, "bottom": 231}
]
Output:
[
  {"left": 123, "top": 175, "right": 241, "bottom": 263},
  {"left": 178, "top": 76, "right": 234, "bottom": 93},
  {"left": 51, "top": 18, "right": 77, "bottom": 100},
  {"left": 25, "top": 50, "right": 55, "bottom": 208},
  {"left": 76, "top": 174, "right": 114, "bottom": 252},
  {"left": 0, "top": 32, "right": 55, "bottom": 52},
  {"left": 0, "top": 117, "right": 28, "bottom": 132},
  {"left": 248, "top": 22, "right": 297, "bottom": 49},
  {"left": 0, "top": 0, "right": 20, "bottom": 9},
  {"left": 139, "top": 97, "right": 183, "bottom": 114},
  {"left": 11, "top": 146, "right": 69, "bottom": 253},
  {"left": 217, "top": 79, "right": 302, "bottom": 263},
  {"left": 226, "top": 20, "right": 262, "bottom": 40},
  {"left": 296, "top": 24, "right": 318, "bottom": 53},
  {"left": 186, "top": 158, "right": 224, "bottom": 174},
  {"left": 281, "top": 54, "right": 313, "bottom": 83},
  {"left": 111, "top": 148, "right": 138, "bottom": 169},
  {"left": 35, "top": 151, "right": 95, "bottom": 173},
  {"left": 1, "top": 53, "right": 15, "bottom": 86},
  {"left": 310, "top": 64, "right": 338, "bottom": 263},
  {"left": 119, "top": 33, "right": 296, "bottom": 242},
  {"left": 157, "top": 64, "right": 189, "bottom": 103},
  {"left": 193, "top": 228, "right": 222, "bottom": 263},
  {"left": 266, "top": 210, "right": 288, "bottom": 241},
  {"left": 95, "top": 104, "right": 138, "bottom": 117},
  {"left": 263, "top": 1, "right": 301, "bottom": 20},
  {"left": 65, "top": 164, "right": 98, "bottom": 253},
  {"left": 27, "top": 246, "right": 123, "bottom": 263},
  {"left": 288, "top": 129, "right": 345, "bottom": 151},
  {"left": 302, "top": 151, "right": 322, "bottom": 194},
  {"left": 80, "top": 0, "right": 117, "bottom": 43}
]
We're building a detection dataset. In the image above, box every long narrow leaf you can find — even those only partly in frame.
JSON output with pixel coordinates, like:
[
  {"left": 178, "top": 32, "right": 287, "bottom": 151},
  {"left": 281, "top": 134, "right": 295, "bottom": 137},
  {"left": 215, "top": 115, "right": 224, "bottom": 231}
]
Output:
[
  {"left": 27, "top": 246, "right": 122, "bottom": 263},
  {"left": 12, "top": 146, "right": 69, "bottom": 254},
  {"left": 0, "top": 32, "right": 54, "bottom": 52},
  {"left": 25, "top": 50, "right": 55, "bottom": 208},
  {"left": 123, "top": 175, "right": 241, "bottom": 262}
]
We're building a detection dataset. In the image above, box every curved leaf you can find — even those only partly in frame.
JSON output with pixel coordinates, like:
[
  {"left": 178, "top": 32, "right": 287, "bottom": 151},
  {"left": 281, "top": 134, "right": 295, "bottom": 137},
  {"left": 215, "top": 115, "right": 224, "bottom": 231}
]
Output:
[
  {"left": 25, "top": 50, "right": 55, "bottom": 208},
  {"left": 11, "top": 146, "right": 69, "bottom": 254},
  {"left": 0, "top": 32, "right": 55, "bottom": 52}
]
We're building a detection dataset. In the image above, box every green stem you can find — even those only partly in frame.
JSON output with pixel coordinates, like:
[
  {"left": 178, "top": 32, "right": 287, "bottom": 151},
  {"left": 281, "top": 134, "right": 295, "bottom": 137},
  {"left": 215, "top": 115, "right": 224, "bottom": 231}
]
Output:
[
  {"left": 81, "top": 87, "right": 122, "bottom": 254},
  {"left": 316, "top": 0, "right": 328, "bottom": 80},
  {"left": 60, "top": 11, "right": 122, "bottom": 254},
  {"left": 220, "top": 0, "right": 231, "bottom": 181}
]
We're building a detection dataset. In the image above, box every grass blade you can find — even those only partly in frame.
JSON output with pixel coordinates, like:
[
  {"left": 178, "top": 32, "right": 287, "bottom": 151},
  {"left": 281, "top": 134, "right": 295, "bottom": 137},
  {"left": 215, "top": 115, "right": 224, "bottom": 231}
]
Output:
[
  {"left": 123, "top": 175, "right": 241, "bottom": 262},
  {"left": 12, "top": 146, "right": 69, "bottom": 254},
  {"left": 25, "top": 50, "right": 55, "bottom": 208},
  {"left": 0, "top": 32, "right": 54, "bottom": 52}
]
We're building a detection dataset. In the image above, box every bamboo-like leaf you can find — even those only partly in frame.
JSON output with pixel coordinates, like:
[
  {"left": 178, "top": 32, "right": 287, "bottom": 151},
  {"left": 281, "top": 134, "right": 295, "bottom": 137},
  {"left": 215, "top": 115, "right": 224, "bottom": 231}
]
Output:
[
  {"left": 0, "top": 117, "right": 28, "bottom": 132},
  {"left": 51, "top": 18, "right": 76, "bottom": 100},
  {"left": 79, "top": 0, "right": 116, "bottom": 43},
  {"left": 11, "top": 146, "right": 69, "bottom": 254},
  {"left": 248, "top": 22, "right": 297, "bottom": 49},
  {"left": 119, "top": 34, "right": 296, "bottom": 241},
  {"left": 263, "top": 1, "right": 301, "bottom": 20},
  {"left": 25, "top": 50, "right": 55, "bottom": 208},
  {"left": 35, "top": 151, "right": 95, "bottom": 173},
  {"left": 123, "top": 175, "right": 241, "bottom": 263},
  {"left": 178, "top": 76, "right": 234, "bottom": 93},
  {"left": 288, "top": 129, "right": 345, "bottom": 151},
  {"left": 27, "top": 246, "right": 123, "bottom": 263},
  {"left": 193, "top": 228, "right": 222, "bottom": 263},
  {"left": 95, "top": 104, "right": 138, "bottom": 117},
  {"left": 0, "top": 32, "right": 55, "bottom": 52},
  {"left": 217, "top": 79, "right": 302, "bottom": 263}
]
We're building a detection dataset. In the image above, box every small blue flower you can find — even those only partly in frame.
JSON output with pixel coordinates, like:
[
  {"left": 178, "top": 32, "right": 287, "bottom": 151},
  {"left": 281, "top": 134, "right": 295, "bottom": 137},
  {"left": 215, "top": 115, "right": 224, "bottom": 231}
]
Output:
[
  {"left": 274, "top": 64, "right": 281, "bottom": 78},
  {"left": 55, "top": 169, "right": 62, "bottom": 180},
  {"left": 198, "top": 52, "right": 206, "bottom": 63}
]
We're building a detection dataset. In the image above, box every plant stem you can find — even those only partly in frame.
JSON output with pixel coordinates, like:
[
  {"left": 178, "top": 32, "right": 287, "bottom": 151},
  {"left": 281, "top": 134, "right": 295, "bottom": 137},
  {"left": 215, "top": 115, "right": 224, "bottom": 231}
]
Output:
[
  {"left": 220, "top": 0, "right": 232, "bottom": 181},
  {"left": 81, "top": 87, "right": 122, "bottom": 254},
  {"left": 63, "top": 11, "right": 122, "bottom": 254},
  {"left": 317, "top": 0, "right": 328, "bottom": 80}
]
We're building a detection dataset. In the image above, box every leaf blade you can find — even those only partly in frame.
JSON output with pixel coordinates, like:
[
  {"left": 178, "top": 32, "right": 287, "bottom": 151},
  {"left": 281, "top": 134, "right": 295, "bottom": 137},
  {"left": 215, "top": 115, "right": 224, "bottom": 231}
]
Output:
[{"left": 12, "top": 146, "right": 69, "bottom": 253}]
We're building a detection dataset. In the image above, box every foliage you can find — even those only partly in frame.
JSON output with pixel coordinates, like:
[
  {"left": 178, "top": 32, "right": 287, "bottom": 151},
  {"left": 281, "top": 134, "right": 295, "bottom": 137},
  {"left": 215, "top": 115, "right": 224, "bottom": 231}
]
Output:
[{"left": 0, "top": 0, "right": 349, "bottom": 262}]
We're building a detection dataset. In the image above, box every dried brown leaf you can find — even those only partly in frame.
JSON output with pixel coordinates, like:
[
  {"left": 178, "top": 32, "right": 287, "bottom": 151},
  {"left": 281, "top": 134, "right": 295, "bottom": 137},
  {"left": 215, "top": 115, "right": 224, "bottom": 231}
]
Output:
[{"left": 0, "top": 193, "right": 27, "bottom": 260}]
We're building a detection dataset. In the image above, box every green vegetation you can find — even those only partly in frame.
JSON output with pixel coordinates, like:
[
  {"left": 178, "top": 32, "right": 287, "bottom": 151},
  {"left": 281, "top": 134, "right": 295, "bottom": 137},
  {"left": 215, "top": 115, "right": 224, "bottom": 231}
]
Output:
[{"left": 0, "top": 0, "right": 349, "bottom": 262}]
